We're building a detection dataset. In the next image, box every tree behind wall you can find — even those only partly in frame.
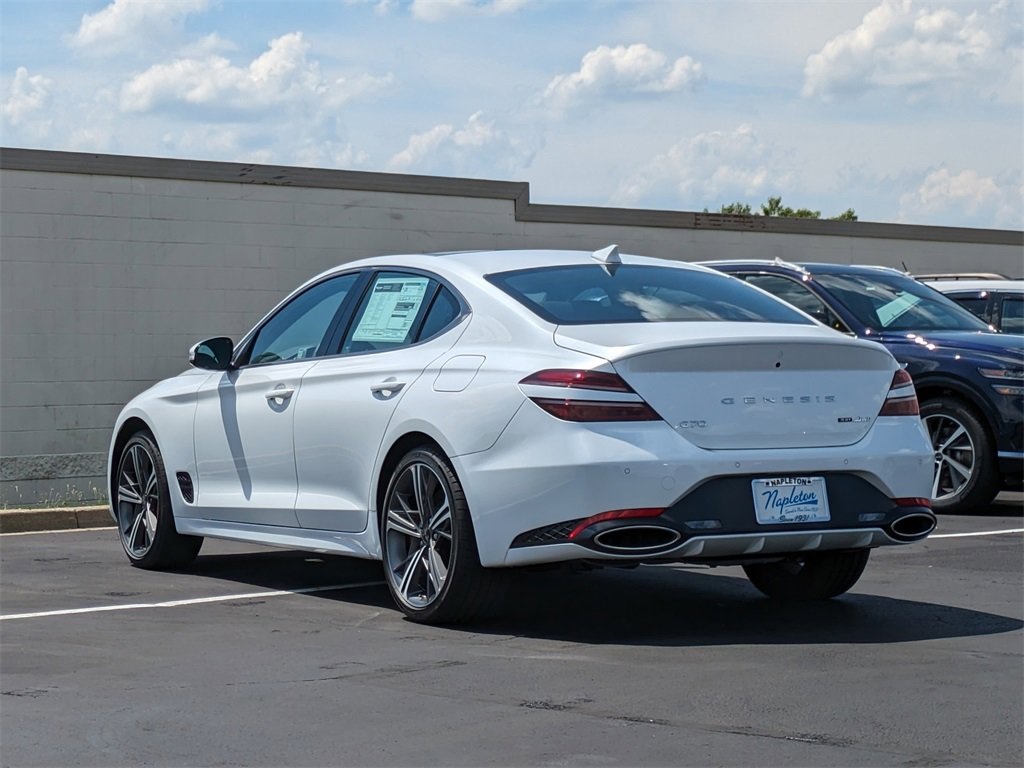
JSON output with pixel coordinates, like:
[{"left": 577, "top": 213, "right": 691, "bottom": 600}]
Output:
[{"left": 715, "top": 197, "right": 857, "bottom": 221}]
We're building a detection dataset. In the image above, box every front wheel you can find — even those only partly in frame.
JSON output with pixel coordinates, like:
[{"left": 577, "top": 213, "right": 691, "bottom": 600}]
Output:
[
  {"left": 380, "top": 447, "right": 504, "bottom": 624},
  {"left": 743, "top": 550, "right": 870, "bottom": 600},
  {"left": 920, "top": 397, "right": 999, "bottom": 514},
  {"left": 114, "top": 431, "right": 202, "bottom": 569}
]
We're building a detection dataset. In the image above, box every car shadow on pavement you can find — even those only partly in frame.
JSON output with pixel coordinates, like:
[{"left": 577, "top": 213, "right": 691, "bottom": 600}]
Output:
[
  {"left": 179, "top": 550, "right": 1022, "bottom": 648},
  {"left": 479, "top": 565, "right": 1024, "bottom": 647}
]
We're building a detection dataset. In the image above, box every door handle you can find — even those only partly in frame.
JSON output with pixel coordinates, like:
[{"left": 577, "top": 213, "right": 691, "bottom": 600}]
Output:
[
  {"left": 265, "top": 387, "right": 295, "bottom": 402},
  {"left": 370, "top": 380, "right": 406, "bottom": 396}
]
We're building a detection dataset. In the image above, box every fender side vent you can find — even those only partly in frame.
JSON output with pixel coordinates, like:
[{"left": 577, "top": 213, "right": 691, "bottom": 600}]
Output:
[{"left": 176, "top": 472, "right": 194, "bottom": 503}]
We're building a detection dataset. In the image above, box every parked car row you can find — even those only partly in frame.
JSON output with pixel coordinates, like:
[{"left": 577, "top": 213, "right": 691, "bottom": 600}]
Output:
[
  {"left": 699, "top": 260, "right": 1023, "bottom": 514},
  {"left": 108, "top": 247, "right": 1017, "bottom": 622}
]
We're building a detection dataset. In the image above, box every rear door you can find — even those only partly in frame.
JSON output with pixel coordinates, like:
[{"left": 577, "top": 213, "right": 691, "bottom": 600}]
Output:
[
  {"left": 292, "top": 272, "right": 466, "bottom": 532},
  {"left": 191, "top": 273, "right": 363, "bottom": 526}
]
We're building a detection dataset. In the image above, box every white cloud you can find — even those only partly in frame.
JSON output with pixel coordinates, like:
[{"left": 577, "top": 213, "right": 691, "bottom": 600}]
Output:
[
  {"left": 614, "top": 124, "right": 791, "bottom": 209},
  {"left": 120, "top": 32, "right": 393, "bottom": 115},
  {"left": 2, "top": 66, "right": 53, "bottom": 127},
  {"left": 899, "top": 168, "right": 1023, "bottom": 228},
  {"left": 293, "top": 141, "right": 371, "bottom": 169},
  {"left": 803, "top": 0, "right": 1022, "bottom": 101},
  {"left": 410, "top": 0, "right": 530, "bottom": 22},
  {"left": 387, "top": 111, "right": 532, "bottom": 175},
  {"left": 541, "top": 44, "right": 703, "bottom": 110},
  {"left": 70, "top": 0, "right": 212, "bottom": 53}
]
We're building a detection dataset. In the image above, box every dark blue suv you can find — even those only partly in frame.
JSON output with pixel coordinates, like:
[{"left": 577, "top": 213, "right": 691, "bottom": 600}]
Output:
[{"left": 702, "top": 260, "right": 1023, "bottom": 514}]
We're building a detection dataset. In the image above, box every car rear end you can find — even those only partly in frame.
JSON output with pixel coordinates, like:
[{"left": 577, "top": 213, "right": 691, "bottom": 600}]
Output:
[{"left": 456, "top": 257, "right": 935, "bottom": 570}]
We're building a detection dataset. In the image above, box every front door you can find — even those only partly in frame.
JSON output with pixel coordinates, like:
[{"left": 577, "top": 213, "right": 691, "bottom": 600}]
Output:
[{"left": 191, "top": 272, "right": 363, "bottom": 526}]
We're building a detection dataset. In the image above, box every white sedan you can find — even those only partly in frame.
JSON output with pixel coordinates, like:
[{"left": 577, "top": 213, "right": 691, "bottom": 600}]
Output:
[{"left": 108, "top": 247, "right": 936, "bottom": 623}]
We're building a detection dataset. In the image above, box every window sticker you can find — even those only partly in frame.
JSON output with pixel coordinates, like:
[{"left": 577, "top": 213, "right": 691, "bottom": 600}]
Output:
[
  {"left": 351, "top": 276, "right": 430, "bottom": 342},
  {"left": 876, "top": 292, "right": 921, "bottom": 327}
]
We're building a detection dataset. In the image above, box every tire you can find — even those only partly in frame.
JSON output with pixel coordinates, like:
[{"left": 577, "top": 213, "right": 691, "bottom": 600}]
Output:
[
  {"left": 920, "top": 396, "right": 999, "bottom": 514},
  {"left": 743, "top": 550, "right": 870, "bottom": 600},
  {"left": 379, "top": 447, "right": 505, "bottom": 624},
  {"left": 113, "top": 432, "right": 203, "bottom": 569}
]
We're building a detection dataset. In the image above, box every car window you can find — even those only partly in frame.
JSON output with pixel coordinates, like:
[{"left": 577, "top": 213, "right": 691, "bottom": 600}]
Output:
[
  {"left": 1000, "top": 297, "right": 1023, "bottom": 334},
  {"left": 946, "top": 295, "right": 990, "bottom": 322},
  {"left": 246, "top": 274, "right": 360, "bottom": 365},
  {"left": 417, "top": 286, "right": 462, "bottom": 341},
  {"left": 811, "top": 272, "right": 990, "bottom": 332},
  {"left": 342, "top": 272, "right": 436, "bottom": 353},
  {"left": 741, "top": 274, "right": 851, "bottom": 332},
  {"left": 487, "top": 265, "right": 813, "bottom": 325}
]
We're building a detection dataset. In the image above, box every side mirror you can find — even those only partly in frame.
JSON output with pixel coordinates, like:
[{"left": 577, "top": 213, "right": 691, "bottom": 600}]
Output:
[{"left": 189, "top": 337, "right": 234, "bottom": 370}]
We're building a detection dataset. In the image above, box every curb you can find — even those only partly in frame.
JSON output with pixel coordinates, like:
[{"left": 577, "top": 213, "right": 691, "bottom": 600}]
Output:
[{"left": 0, "top": 505, "right": 113, "bottom": 534}]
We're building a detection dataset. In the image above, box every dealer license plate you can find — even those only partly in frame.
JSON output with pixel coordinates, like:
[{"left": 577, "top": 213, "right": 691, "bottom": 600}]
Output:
[{"left": 751, "top": 476, "right": 830, "bottom": 525}]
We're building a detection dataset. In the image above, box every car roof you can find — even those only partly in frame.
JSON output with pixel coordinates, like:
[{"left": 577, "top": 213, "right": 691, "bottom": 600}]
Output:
[
  {"left": 925, "top": 279, "right": 1024, "bottom": 293},
  {"left": 316, "top": 247, "right": 720, "bottom": 283},
  {"left": 916, "top": 272, "right": 1008, "bottom": 281},
  {"left": 697, "top": 259, "right": 908, "bottom": 277}
]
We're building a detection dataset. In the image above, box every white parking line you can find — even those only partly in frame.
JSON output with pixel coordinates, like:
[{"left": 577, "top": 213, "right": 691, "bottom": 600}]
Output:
[
  {"left": 0, "top": 526, "right": 114, "bottom": 537},
  {"left": 0, "top": 580, "right": 386, "bottom": 621},
  {"left": 929, "top": 528, "right": 1024, "bottom": 539}
]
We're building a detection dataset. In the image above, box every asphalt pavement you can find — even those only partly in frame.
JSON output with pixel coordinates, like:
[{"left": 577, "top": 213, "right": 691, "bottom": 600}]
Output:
[{"left": 1, "top": 499, "right": 1021, "bottom": 767}]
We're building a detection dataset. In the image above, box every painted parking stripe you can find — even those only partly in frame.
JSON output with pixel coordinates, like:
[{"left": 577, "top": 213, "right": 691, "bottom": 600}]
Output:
[
  {"left": 928, "top": 528, "right": 1024, "bottom": 539},
  {"left": 0, "top": 526, "right": 114, "bottom": 537},
  {"left": 0, "top": 580, "right": 385, "bottom": 621}
]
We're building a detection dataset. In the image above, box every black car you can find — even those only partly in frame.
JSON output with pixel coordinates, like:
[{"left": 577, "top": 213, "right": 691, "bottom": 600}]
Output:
[{"left": 701, "top": 260, "right": 1023, "bottom": 514}]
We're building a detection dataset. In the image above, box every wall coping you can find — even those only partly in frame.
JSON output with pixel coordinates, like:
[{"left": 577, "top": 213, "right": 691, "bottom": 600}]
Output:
[{"left": 3, "top": 147, "right": 1021, "bottom": 246}]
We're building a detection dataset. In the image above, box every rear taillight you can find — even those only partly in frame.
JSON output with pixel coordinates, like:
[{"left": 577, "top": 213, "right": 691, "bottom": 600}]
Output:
[
  {"left": 519, "top": 369, "right": 635, "bottom": 392},
  {"left": 528, "top": 398, "right": 661, "bottom": 422},
  {"left": 879, "top": 368, "right": 919, "bottom": 416},
  {"left": 520, "top": 369, "right": 661, "bottom": 422}
]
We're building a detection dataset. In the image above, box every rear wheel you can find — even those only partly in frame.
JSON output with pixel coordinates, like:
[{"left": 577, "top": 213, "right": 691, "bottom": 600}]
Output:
[
  {"left": 380, "top": 447, "right": 504, "bottom": 624},
  {"left": 921, "top": 397, "right": 999, "bottom": 514},
  {"left": 743, "top": 550, "right": 870, "bottom": 600},
  {"left": 114, "top": 432, "right": 202, "bottom": 569}
]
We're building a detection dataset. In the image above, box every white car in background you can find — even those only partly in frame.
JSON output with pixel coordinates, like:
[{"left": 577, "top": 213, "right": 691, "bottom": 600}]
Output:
[
  {"left": 920, "top": 279, "right": 1024, "bottom": 335},
  {"left": 109, "top": 247, "right": 935, "bottom": 623}
]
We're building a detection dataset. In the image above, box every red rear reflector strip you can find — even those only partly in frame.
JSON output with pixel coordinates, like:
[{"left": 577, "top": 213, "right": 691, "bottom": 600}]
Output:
[
  {"left": 894, "top": 497, "right": 932, "bottom": 508},
  {"left": 568, "top": 508, "right": 665, "bottom": 539}
]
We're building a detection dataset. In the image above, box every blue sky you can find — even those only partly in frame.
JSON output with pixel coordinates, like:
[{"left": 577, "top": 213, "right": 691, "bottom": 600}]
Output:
[{"left": 2, "top": 0, "right": 1021, "bottom": 229}]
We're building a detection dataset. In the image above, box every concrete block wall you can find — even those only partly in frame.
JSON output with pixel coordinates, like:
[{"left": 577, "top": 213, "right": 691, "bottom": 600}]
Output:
[{"left": 1, "top": 148, "right": 1021, "bottom": 507}]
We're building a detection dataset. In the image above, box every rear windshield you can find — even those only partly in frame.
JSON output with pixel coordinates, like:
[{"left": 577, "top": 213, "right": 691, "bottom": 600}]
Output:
[{"left": 487, "top": 265, "right": 814, "bottom": 325}]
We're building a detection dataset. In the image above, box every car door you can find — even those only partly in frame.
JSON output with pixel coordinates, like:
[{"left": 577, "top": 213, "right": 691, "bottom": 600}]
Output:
[
  {"left": 191, "top": 273, "right": 364, "bottom": 526},
  {"left": 293, "top": 271, "right": 466, "bottom": 532},
  {"left": 995, "top": 294, "right": 1023, "bottom": 334}
]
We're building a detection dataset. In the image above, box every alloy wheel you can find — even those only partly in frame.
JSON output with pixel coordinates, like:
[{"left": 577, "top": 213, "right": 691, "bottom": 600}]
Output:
[
  {"left": 924, "top": 412, "right": 976, "bottom": 501},
  {"left": 116, "top": 442, "right": 160, "bottom": 558},
  {"left": 383, "top": 461, "right": 454, "bottom": 609}
]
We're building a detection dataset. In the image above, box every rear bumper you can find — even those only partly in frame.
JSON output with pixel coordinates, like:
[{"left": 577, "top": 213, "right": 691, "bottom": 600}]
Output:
[
  {"left": 455, "top": 403, "right": 934, "bottom": 567},
  {"left": 504, "top": 526, "right": 922, "bottom": 567}
]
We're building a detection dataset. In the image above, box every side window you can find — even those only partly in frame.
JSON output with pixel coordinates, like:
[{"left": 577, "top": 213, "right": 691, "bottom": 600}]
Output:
[
  {"left": 743, "top": 274, "right": 851, "bottom": 332},
  {"left": 999, "top": 297, "right": 1023, "bottom": 334},
  {"left": 342, "top": 272, "right": 435, "bottom": 354},
  {"left": 246, "top": 274, "right": 359, "bottom": 365},
  {"left": 417, "top": 287, "right": 462, "bottom": 341},
  {"left": 947, "top": 295, "right": 990, "bottom": 322}
]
